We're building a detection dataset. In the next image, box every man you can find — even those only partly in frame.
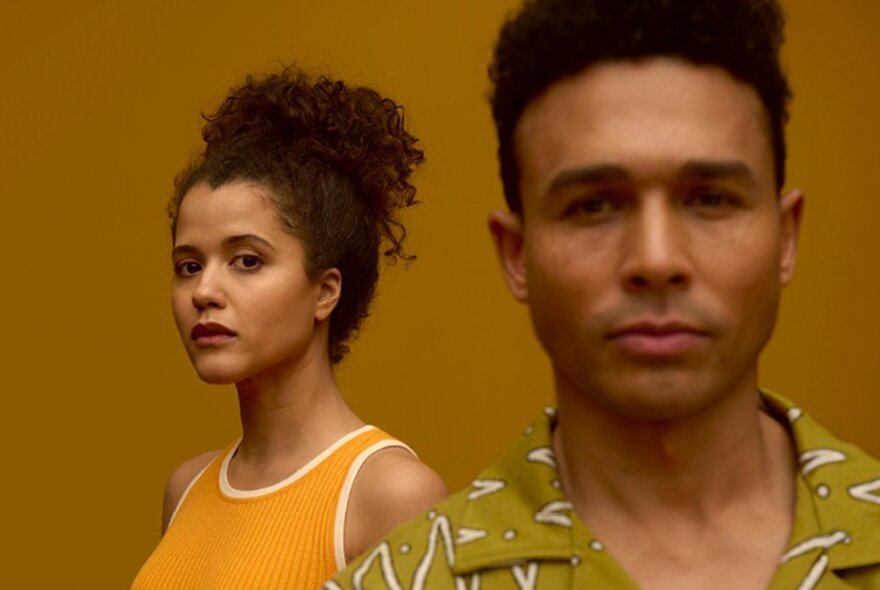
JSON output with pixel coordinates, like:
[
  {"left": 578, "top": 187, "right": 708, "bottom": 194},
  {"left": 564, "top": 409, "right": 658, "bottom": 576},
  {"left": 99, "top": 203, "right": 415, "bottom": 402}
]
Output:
[{"left": 330, "top": 0, "right": 880, "bottom": 588}]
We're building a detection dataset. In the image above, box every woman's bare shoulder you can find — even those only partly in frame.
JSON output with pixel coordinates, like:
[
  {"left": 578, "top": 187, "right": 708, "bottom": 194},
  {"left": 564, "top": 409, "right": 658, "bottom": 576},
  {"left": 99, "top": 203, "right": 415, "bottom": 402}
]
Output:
[
  {"left": 161, "top": 450, "right": 221, "bottom": 533},
  {"left": 344, "top": 447, "right": 447, "bottom": 560}
]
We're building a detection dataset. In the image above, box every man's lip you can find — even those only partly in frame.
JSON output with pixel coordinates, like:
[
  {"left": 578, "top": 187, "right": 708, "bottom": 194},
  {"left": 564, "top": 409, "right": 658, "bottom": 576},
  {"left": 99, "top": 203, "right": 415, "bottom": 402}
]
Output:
[
  {"left": 191, "top": 322, "right": 237, "bottom": 340},
  {"left": 606, "top": 321, "right": 709, "bottom": 357},
  {"left": 607, "top": 320, "right": 707, "bottom": 338}
]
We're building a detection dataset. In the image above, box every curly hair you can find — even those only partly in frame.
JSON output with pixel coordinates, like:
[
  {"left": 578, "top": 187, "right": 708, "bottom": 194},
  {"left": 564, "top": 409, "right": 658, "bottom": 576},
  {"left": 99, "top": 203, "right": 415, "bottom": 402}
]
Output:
[
  {"left": 490, "top": 0, "right": 791, "bottom": 212},
  {"left": 170, "top": 67, "right": 424, "bottom": 363}
]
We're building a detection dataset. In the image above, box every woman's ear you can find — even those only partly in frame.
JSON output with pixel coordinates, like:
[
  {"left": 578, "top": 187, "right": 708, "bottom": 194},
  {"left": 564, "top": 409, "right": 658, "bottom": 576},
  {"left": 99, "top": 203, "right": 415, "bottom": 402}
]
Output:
[{"left": 315, "top": 268, "right": 342, "bottom": 322}]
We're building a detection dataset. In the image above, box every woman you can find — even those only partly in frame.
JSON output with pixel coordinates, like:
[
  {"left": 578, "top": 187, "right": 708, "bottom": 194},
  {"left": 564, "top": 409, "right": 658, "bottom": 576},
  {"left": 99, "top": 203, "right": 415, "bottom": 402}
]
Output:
[{"left": 133, "top": 67, "right": 446, "bottom": 589}]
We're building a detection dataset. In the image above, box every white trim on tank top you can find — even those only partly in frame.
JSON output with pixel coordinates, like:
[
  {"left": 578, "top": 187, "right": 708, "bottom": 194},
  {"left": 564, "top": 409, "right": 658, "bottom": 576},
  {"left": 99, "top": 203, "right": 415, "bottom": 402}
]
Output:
[
  {"left": 333, "top": 439, "right": 417, "bottom": 570},
  {"left": 219, "top": 424, "right": 376, "bottom": 499}
]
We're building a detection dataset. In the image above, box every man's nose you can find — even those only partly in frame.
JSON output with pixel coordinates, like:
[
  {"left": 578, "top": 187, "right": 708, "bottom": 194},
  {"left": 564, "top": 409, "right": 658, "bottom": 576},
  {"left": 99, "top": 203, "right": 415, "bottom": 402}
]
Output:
[{"left": 620, "top": 199, "right": 692, "bottom": 292}]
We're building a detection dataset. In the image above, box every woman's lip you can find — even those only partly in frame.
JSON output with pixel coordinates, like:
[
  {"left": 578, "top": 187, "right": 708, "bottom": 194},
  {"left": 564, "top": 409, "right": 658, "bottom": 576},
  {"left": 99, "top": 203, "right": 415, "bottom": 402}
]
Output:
[
  {"left": 192, "top": 333, "right": 237, "bottom": 348},
  {"left": 190, "top": 322, "right": 237, "bottom": 346}
]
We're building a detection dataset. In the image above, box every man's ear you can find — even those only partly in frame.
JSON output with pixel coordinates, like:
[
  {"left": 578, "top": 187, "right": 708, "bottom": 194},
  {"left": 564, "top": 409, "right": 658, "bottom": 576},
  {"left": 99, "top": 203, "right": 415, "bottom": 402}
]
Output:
[
  {"left": 315, "top": 268, "right": 342, "bottom": 322},
  {"left": 779, "top": 188, "right": 804, "bottom": 286},
  {"left": 488, "top": 210, "right": 528, "bottom": 302}
]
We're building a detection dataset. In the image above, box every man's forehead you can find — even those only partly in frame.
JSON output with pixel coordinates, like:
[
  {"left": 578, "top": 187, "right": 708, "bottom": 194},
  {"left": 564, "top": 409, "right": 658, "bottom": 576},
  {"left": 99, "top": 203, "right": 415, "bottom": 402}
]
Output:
[{"left": 513, "top": 57, "right": 775, "bottom": 202}]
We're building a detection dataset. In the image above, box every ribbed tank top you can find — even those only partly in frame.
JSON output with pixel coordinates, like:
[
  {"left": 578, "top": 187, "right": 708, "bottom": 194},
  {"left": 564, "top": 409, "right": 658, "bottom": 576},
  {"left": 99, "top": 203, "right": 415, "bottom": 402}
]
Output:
[{"left": 132, "top": 425, "right": 410, "bottom": 590}]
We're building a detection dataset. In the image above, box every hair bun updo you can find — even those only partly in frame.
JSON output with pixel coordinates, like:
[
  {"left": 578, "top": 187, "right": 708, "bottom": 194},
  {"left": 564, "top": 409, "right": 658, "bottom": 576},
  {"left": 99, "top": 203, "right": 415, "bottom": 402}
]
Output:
[{"left": 171, "top": 67, "right": 425, "bottom": 363}]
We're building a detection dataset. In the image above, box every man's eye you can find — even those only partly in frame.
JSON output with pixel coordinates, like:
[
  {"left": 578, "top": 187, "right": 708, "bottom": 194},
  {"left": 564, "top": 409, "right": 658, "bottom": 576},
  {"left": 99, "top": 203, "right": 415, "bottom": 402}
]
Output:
[
  {"left": 687, "top": 189, "right": 737, "bottom": 209},
  {"left": 233, "top": 255, "right": 263, "bottom": 270},
  {"left": 567, "top": 194, "right": 618, "bottom": 217},
  {"left": 174, "top": 261, "right": 202, "bottom": 277},
  {"left": 580, "top": 198, "right": 610, "bottom": 213}
]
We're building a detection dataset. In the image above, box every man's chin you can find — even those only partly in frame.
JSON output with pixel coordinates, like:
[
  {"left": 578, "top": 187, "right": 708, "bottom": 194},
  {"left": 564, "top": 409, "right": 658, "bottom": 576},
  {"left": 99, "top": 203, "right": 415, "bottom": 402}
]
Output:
[{"left": 590, "top": 381, "right": 723, "bottom": 423}]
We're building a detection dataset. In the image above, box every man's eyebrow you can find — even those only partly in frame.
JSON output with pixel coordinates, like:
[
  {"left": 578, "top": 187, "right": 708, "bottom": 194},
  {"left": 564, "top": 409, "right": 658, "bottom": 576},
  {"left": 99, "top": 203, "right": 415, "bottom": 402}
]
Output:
[
  {"left": 547, "top": 164, "right": 630, "bottom": 194},
  {"left": 546, "top": 160, "right": 755, "bottom": 194},
  {"left": 678, "top": 160, "right": 754, "bottom": 181}
]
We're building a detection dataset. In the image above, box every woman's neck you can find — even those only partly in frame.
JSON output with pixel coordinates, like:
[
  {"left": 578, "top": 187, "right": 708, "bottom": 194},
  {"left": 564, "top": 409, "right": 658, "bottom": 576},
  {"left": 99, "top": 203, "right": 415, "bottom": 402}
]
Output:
[{"left": 232, "top": 346, "right": 362, "bottom": 467}]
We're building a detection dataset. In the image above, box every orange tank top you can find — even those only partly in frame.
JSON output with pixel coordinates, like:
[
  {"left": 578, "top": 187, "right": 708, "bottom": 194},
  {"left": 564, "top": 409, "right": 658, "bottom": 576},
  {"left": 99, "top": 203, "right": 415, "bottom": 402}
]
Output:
[{"left": 132, "top": 426, "right": 410, "bottom": 590}]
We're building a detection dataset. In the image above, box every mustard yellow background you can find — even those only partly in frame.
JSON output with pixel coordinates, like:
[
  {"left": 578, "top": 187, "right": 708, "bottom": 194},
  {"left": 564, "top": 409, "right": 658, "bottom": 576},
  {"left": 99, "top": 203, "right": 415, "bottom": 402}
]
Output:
[{"left": 1, "top": 0, "right": 877, "bottom": 586}]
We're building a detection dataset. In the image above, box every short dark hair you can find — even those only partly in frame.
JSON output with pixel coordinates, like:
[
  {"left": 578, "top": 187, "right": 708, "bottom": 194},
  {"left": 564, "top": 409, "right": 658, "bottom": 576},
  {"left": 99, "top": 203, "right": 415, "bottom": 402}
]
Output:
[
  {"left": 490, "top": 0, "right": 791, "bottom": 212},
  {"left": 170, "top": 67, "right": 424, "bottom": 363}
]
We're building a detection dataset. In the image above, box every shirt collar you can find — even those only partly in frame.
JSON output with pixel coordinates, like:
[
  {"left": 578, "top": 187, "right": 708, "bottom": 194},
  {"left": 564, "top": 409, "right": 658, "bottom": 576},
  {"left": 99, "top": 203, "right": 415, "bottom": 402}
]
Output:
[
  {"left": 452, "top": 393, "right": 880, "bottom": 576},
  {"left": 763, "top": 391, "right": 880, "bottom": 573},
  {"left": 453, "top": 407, "right": 576, "bottom": 573}
]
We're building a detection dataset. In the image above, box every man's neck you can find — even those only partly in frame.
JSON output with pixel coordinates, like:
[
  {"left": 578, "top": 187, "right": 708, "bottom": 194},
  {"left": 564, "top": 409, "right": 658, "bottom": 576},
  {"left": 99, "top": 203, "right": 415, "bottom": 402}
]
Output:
[{"left": 552, "top": 375, "right": 797, "bottom": 589}]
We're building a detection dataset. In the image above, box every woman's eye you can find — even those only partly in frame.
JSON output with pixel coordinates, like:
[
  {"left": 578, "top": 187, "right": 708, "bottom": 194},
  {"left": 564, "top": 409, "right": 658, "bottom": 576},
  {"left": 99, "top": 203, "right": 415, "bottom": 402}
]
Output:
[
  {"left": 234, "top": 255, "right": 263, "bottom": 270},
  {"left": 174, "top": 260, "right": 202, "bottom": 276}
]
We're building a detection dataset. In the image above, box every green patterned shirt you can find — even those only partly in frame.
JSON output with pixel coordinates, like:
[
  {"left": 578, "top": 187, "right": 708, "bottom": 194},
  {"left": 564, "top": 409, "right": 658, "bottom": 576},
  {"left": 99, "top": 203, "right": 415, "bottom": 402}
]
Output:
[{"left": 329, "top": 392, "right": 880, "bottom": 589}]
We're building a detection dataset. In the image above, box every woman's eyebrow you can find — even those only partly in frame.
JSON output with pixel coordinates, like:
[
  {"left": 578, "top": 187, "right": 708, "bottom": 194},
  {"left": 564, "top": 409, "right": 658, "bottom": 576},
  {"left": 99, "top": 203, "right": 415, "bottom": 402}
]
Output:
[
  {"left": 225, "top": 233, "right": 276, "bottom": 252},
  {"left": 171, "top": 244, "right": 198, "bottom": 258},
  {"left": 171, "top": 234, "right": 276, "bottom": 258}
]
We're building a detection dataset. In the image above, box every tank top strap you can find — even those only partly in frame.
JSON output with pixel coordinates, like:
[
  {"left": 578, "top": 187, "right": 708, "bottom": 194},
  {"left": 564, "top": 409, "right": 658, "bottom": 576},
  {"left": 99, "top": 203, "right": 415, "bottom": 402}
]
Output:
[{"left": 330, "top": 426, "right": 416, "bottom": 570}]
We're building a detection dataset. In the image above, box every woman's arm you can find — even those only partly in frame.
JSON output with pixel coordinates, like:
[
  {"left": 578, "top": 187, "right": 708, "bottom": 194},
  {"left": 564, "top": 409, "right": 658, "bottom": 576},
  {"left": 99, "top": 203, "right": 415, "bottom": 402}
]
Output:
[
  {"left": 343, "top": 447, "right": 447, "bottom": 562},
  {"left": 161, "top": 450, "right": 220, "bottom": 534}
]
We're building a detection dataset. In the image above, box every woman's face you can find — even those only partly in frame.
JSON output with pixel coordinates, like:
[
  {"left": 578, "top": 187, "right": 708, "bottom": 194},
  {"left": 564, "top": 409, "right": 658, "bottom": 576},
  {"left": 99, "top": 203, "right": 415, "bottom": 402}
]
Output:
[{"left": 171, "top": 181, "right": 338, "bottom": 384}]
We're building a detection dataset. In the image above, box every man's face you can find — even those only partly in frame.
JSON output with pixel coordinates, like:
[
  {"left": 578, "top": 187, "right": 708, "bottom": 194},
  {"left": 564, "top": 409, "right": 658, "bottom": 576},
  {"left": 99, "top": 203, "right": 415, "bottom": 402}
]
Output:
[{"left": 490, "top": 57, "right": 802, "bottom": 420}]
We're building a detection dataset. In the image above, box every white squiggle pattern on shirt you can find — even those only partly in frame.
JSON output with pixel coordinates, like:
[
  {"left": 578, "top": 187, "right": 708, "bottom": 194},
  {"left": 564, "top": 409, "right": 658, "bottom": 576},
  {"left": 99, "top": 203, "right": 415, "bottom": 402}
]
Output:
[
  {"left": 781, "top": 530, "right": 850, "bottom": 562},
  {"left": 534, "top": 500, "right": 574, "bottom": 528},
  {"left": 467, "top": 479, "right": 507, "bottom": 501},
  {"left": 799, "top": 448, "right": 847, "bottom": 475},
  {"left": 849, "top": 477, "right": 880, "bottom": 506},
  {"left": 456, "top": 528, "right": 488, "bottom": 545},
  {"left": 511, "top": 562, "right": 539, "bottom": 590},
  {"left": 526, "top": 447, "right": 557, "bottom": 469},
  {"left": 454, "top": 573, "right": 481, "bottom": 590},
  {"left": 350, "top": 542, "right": 404, "bottom": 590},
  {"left": 795, "top": 554, "right": 829, "bottom": 590}
]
